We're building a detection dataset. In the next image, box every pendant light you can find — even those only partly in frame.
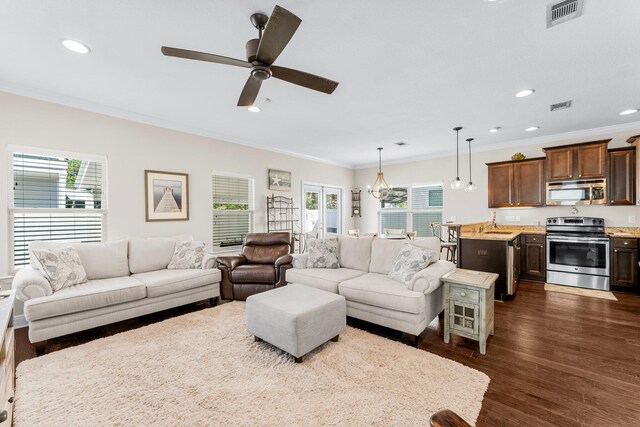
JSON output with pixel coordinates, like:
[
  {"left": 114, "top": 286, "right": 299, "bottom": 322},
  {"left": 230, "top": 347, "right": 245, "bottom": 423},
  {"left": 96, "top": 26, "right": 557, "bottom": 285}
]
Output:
[
  {"left": 368, "top": 147, "right": 390, "bottom": 199},
  {"left": 450, "top": 127, "right": 466, "bottom": 190},
  {"left": 465, "top": 138, "right": 477, "bottom": 192}
]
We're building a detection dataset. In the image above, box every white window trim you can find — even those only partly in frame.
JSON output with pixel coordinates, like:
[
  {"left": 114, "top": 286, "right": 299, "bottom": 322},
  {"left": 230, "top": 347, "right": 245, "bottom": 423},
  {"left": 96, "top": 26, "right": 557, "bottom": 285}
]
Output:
[
  {"left": 378, "top": 182, "right": 444, "bottom": 235},
  {"left": 211, "top": 171, "right": 255, "bottom": 254},
  {"left": 7, "top": 146, "right": 108, "bottom": 271}
]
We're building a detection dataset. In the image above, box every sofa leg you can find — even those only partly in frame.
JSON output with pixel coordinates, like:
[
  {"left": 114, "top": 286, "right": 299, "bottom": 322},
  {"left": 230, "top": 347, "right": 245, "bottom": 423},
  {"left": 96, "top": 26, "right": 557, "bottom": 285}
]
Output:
[
  {"left": 209, "top": 297, "right": 219, "bottom": 307},
  {"left": 406, "top": 334, "right": 420, "bottom": 348},
  {"left": 34, "top": 341, "right": 47, "bottom": 356}
]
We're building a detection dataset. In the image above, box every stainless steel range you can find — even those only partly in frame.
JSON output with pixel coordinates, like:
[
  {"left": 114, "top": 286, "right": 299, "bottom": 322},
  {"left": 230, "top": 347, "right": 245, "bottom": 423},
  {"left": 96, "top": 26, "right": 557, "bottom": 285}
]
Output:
[{"left": 546, "top": 217, "right": 610, "bottom": 291}]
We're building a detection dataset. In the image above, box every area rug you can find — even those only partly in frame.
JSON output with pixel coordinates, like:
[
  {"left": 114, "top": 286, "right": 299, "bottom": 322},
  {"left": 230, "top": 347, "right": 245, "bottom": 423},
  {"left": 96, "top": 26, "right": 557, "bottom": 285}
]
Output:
[
  {"left": 15, "top": 302, "right": 490, "bottom": 427},
  {"left": 544, "top": 283, "right": 618, "bottom": 301}
]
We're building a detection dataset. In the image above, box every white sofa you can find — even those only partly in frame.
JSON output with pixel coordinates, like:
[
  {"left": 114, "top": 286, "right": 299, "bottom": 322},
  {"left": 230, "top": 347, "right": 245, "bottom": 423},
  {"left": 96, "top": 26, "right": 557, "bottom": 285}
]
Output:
[
  {"left": 12, "top": 236, "right": 221, "bottom": 347},
  {"left": 286, "top": 236, "right": 455, "bottom": 339}
]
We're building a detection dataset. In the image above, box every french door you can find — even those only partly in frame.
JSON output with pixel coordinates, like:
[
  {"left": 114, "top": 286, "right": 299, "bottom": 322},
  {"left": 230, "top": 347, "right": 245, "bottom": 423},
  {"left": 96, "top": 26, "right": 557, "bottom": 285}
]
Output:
[{"left": 303, "top": 184, "right": 343, "bottom": 240}]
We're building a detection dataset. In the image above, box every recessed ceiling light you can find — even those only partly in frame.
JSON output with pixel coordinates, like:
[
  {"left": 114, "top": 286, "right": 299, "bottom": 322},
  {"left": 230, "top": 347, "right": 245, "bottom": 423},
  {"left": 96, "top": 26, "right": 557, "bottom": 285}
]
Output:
[
  {"left": 248, "top": 106, "right": 261, "bottom": 113},
  {"left": 525, "top": 126, "right": 540, "bottom": 132},
  {"left": 61, "top": 39, "right": 90, "bottom": 54},
  {"left": 515, "top": 89, "right": 535, "bottom": 98},
  {"left": 619, "top": 109, "right": 638, "bottom": 116},
  {"left": 489, "top": 127, "right": 501, "bottom": 133}
]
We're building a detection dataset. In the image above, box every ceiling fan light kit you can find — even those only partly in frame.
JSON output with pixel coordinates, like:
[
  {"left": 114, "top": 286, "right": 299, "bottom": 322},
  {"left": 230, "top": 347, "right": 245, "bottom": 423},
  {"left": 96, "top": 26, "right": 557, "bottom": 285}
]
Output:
[
  {"left": 161, "top": 5, "right": 339, "bottom": 108},
  {"left": 369, "top": 147, "right": 390, "bottom": 200},
  {"left": 450, "top": 127, "right": 466, "bottom": 190}
]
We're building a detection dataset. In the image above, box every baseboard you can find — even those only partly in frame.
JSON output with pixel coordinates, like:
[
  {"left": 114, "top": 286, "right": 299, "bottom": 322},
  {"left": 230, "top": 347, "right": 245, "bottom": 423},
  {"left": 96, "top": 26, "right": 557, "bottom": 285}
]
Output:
[{"left": 13, "top": 314, "right": 28, "bottom": 329}]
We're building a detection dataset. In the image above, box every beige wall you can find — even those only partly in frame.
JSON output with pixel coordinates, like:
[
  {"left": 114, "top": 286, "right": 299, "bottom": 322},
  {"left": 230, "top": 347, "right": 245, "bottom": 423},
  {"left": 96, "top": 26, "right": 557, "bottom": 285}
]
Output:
[
  {"left": 355, "top": 129, "right": 640, "bottom": 234},
  {"left": 0, "top": 92, "right": 356, "bottom": 280}
]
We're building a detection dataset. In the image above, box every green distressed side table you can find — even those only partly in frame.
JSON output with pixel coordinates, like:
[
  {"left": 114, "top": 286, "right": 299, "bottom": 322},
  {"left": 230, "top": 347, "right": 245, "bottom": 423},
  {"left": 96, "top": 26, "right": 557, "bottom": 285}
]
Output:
[{"left": 441, "top": 269, "right": 498, "bottom": 355}]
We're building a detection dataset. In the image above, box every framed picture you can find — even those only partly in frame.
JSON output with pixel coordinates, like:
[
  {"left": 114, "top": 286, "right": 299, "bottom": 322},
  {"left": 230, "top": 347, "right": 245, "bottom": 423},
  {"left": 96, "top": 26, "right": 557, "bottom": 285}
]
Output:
[
  {"left": 268, "top": 169, "right": 292, "bottom": 191},
  {"left": 144, "top": 170, "right": 189, "bottom": 222}
]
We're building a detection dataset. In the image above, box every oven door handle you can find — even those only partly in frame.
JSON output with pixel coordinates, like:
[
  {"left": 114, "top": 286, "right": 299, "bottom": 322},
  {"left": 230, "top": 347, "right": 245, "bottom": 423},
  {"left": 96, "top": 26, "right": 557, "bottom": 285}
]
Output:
[{"left": 546, "top": 235, "right": 610, "bottom": 243}]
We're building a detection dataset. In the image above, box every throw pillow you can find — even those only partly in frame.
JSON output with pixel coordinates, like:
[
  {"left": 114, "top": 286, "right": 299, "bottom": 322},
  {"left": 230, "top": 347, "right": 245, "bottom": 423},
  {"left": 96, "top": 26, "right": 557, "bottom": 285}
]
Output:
[
  {"left": 168, "top": 241, "right": 206, "bottom": 269},
  {"left": 32, "top": 247, "right": 88, "bottom": 292},
  {"left": 306, "top": 238, "right": 340, "bottom": 269},
  {"left": 388, "top": 243, "right": 436, "bottom": 285}
]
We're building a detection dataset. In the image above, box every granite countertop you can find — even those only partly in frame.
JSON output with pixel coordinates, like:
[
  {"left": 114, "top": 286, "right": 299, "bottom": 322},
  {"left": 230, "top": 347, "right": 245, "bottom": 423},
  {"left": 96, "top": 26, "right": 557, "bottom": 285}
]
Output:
[{"left": 459, "top": 224, "right": 640, "bottom": 241}]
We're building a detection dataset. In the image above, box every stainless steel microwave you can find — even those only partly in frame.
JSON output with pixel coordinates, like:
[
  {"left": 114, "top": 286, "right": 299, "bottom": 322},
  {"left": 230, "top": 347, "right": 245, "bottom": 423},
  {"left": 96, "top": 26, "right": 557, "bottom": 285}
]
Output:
[{"left": 546, "top": 180, "right": 607, "bottom": 205}]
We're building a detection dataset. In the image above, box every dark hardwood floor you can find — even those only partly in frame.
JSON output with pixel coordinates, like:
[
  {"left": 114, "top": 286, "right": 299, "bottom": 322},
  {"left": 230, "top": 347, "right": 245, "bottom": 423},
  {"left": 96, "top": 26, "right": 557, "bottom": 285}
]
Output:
[{"left": 15, "top": 281, "right": 640, "bottom": 426}]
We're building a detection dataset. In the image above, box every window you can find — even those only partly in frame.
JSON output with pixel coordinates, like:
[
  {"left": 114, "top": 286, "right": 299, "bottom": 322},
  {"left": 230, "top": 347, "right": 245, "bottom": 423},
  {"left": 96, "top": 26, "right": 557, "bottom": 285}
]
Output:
[
  {"left": 9, "top": 148, "right": 107, "bottom": 268},
  {"left": 212, "top": 173, "right": 254, "bottom": 252},
  {"left": 379, "top": 184, "right": 443, "bottom": 237}
]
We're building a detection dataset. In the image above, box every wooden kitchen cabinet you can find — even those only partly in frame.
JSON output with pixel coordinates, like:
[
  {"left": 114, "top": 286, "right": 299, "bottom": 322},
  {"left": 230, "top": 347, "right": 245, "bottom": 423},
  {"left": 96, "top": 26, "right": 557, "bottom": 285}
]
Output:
[
  {"left": 611, "top": 238, "right": 639, "bottom": 292},
  {"left": 487, "top": 158, "right": 545, "bottom": 208},
  {"left": 544, "top": 140, "right": 610, "bottom": 182},
  {"left": 521, "top": 234, "right": 545, "bottom": 282},
  {"left": 608, "top": 147, "right": 636, "bottom": 205}
]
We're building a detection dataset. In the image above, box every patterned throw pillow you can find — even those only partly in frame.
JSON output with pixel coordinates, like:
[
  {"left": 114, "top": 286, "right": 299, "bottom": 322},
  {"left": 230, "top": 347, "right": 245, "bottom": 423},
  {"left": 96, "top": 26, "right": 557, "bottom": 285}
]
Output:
[
  {"left": 168, "top": 241, "right": 205, "bottom": 269},
  {"left": 32, "top": 247, "right": 88, "bottom": 292},
  {"left": 306, "top": 238, "right": 340, "bottom": 269},
  {"left": 388, "top": 243, "right": 436, "bottom": 285}
]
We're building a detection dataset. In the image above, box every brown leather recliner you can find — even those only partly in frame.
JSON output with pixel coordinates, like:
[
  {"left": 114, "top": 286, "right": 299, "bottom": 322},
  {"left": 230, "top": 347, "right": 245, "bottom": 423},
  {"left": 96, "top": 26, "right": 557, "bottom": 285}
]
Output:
[{"left": 217, "top": 232, "right": 293, "bottom": 300}]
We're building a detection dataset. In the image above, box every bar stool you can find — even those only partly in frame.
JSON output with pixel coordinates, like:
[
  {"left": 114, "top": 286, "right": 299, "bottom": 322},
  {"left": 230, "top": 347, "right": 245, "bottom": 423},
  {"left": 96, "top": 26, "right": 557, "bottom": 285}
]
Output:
[{"left": 430, "top": 222, "right": 457, "bottom": 263}]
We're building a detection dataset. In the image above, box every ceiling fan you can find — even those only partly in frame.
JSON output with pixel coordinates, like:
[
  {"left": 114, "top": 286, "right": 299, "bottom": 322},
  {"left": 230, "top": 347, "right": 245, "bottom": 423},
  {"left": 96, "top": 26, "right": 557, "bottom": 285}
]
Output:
[{"left": 161, "top": 5, "right": 339, "bottom": 107}]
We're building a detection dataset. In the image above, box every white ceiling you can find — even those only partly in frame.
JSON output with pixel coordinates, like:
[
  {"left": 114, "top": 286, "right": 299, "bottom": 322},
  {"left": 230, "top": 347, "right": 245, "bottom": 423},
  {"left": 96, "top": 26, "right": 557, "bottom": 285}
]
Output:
[{"left": 1, "top": 0, "right": 640, "bottom": 168}]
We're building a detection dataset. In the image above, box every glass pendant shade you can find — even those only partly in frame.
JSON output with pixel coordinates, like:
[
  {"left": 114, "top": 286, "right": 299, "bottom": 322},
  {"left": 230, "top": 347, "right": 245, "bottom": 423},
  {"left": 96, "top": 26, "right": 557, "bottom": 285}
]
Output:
[
  {"left": 451, "top": 127, "right": 466, "bottom": 190},
  {"left": 369, "top": 147, "right": 390, "bottom": 199},
  {"left": 450, "top": 178, "right": 465, "bottom": 189},
  {"left": 464, "top": 137, "right": 477, "bottom": 192}
]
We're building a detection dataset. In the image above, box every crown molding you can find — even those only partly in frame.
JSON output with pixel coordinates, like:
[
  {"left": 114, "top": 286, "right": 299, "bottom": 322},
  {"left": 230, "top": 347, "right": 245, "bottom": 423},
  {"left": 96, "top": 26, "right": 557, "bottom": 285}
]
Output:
[
  {"left": 355, "top": 121, "right": 640, "bottom": 169},
  {"left": 0, "top": 81, "right": 355, "bottom": 169}
]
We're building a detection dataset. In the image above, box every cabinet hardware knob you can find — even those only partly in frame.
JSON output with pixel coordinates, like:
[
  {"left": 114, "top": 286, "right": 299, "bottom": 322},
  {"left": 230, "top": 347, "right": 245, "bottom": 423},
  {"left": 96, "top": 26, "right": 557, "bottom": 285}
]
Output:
[
  {"left": 460, "top": 292, "right": 466, "bottom": 296},
  {"left": 0, "top": 410, "right": 7, "bottom": 423},
  {"left": 611, "top": 200, "right": 614, "bottom": 203},
  {"left": 7, "top": 397, "right": 13, "bottom": 404},
  {"left": 624, "top": 242, "right": 629, "bottom": 245},
  {"left": 614, "top": 250, "right": 618, "bottom": 252}
]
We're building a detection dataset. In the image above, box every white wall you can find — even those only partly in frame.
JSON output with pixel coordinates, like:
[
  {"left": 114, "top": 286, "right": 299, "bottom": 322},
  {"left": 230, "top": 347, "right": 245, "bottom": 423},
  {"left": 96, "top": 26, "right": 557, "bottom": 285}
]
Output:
[
  {"left": 355, "top": 129, "right": 640, "bottom": 233},
  {"left": 0, "top": 92, "right": 356, "bottom": 277}
]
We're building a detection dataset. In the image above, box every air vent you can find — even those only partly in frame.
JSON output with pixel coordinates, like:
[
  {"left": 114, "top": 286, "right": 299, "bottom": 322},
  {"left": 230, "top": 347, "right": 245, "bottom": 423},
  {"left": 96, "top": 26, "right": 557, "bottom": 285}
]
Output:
[
  {"left": 547, "top": 0, "right": 583, "bottom": 28},
  {"left": 550, "top": 100, "right": 572, "bottom": 111},
  {"left": 395, "top": 141, "right": 408, "bottom": 146}
]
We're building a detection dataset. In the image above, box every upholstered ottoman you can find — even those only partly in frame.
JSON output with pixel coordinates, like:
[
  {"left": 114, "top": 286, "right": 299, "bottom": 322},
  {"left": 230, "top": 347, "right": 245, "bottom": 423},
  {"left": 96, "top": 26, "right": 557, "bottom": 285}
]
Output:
[{"left": 246, "top": 284, "right": 346, "bottom": 363}]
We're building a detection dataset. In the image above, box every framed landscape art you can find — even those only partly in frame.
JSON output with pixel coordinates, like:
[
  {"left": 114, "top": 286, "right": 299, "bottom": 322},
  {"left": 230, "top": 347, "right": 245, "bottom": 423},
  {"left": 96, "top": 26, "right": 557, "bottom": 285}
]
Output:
[
  {"left": 268, "top": 169, "right": 291, "bottom": 191},
  {"left": 144, "top": 170, "right": 189, "bottom": 221}
]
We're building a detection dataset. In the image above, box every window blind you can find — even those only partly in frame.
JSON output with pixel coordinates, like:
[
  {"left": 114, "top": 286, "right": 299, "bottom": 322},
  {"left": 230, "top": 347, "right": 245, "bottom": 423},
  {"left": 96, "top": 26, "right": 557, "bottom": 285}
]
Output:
[
  {"left": 10, "top": 151, "right": 106, "bottom": 267},
  {"left": 379, "top": 184, "right": 444, "bottom": 237},
  {"left": 212, "top": 174, "right": 254, "bottom": 251}
]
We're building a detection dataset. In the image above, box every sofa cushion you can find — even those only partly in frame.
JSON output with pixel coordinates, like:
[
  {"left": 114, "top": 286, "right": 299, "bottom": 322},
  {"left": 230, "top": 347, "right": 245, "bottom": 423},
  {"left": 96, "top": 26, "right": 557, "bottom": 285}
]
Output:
[
  {"left": 30, "top": 239, "right": 130, "bottom": 280},
  {"left": 24, "top": 276, "right": 147, "bottom": 321},
  {"left": 337, "top": 235, "right": 373, "bottom": 272},
  {"left": 388, "top": 243, "right": 436, "bottom": 285},
  {"left": 132, "top": 268, "right": 221, "bottom": 298},
  {"left": 338, "top": 273, "right": 426, "bottom": 314},
  {"left": 230, "top": 265, "right": 275, "bottom": 284},
  {"left": 128, "top": 235, "right": 193, "bottom": 274},
  {"left": 75, "top": 240, "right": 130, "bottom": 280},
  {"left": 286, "top": 268, "right": 365, "bottom": 293},
  {"left": 168, "top": 241, "right": 205, "bottom": 269},
  {"left": 306, "top": 238, "right": 340, "bottom": 268},
  {"left": 369, "top": 237, "right": 441, "bottom": 274},
  {"left": 31, "top": 247, "right": 88, "bottom": 292}
]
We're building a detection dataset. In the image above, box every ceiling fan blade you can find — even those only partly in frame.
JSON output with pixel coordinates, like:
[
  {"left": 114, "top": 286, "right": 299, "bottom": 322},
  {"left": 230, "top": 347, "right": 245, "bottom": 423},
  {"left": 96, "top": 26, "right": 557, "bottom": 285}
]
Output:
[
  {"left": 237, "top": 76, "right": 263, "bottom": 106},
  {"left": 161, "top": 46, "right": 251, "bottom": 68},
  {"left": 256, "top": 6, "right": 302, "bottom": 66},
  {"left": 271, "top": 66, "right": 339, "bottom": 94}
]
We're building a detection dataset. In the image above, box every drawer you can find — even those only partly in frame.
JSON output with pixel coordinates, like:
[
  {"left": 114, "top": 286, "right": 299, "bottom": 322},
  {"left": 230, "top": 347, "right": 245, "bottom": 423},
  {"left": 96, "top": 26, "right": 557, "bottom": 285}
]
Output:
[
  {"left": 526, "top": 235, "right": 544, "bottom": 243},
  {"left": 449, "top": 286, "right": 480, "bottom": 304},
  {"left": 613, "top": 238, "right": 638, "bottom": 249}
]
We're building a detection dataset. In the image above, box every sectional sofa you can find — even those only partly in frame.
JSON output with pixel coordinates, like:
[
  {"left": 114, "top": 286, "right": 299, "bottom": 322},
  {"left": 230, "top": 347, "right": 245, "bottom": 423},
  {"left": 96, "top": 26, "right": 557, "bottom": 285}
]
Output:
[
  {"left": 12, "top": 236, "right": 220, "bottom": 348},
  {"left": 286, "top": 235, "right": 455, "bottom": 340}
]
